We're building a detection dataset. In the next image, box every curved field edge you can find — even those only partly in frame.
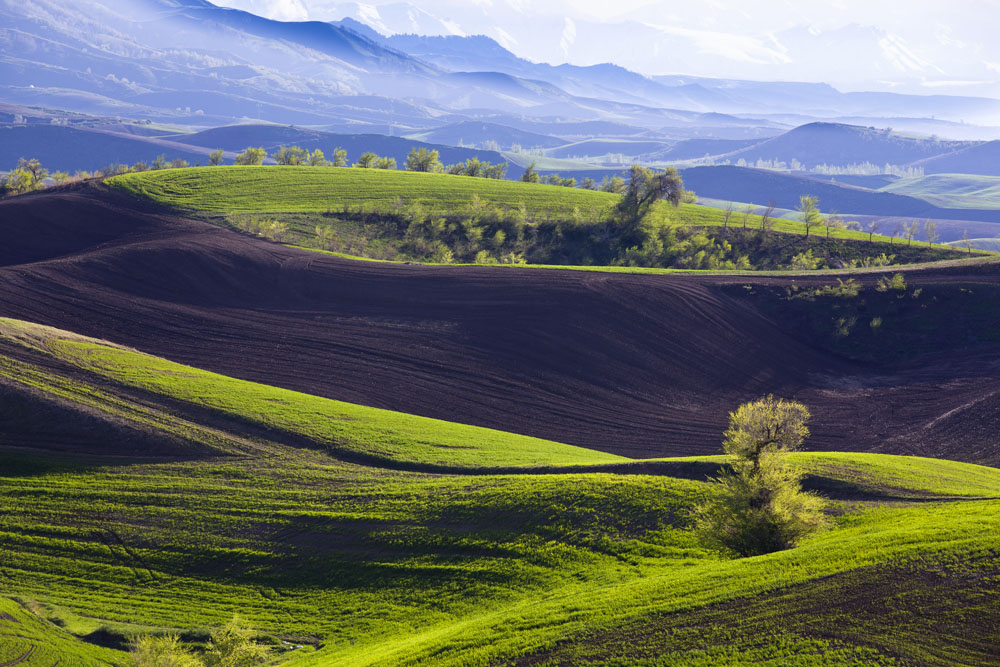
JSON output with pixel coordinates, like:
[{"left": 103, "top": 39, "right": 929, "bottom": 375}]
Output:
[
  {"left": 6, "top": 317, "right": 1000, "bottom": 492},
  {"left": 0, "top": 317, "right": 623, "bottom": 469},
  {"left": 105, "top": 166, "right": 934, "bottom": 245},
  {"left": 291, "top": 243, "right": 998, "bottom": 276}
]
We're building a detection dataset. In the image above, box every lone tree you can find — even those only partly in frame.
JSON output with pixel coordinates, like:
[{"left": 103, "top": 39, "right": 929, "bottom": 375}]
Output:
[
  {"left": 521, "top": 161, "right": 539, "bottom": 183},
  {"left": 798, "top": 195, "right": 822, "bottom": 239},
  {"left": 694, "top": 395, "right": 827, "bottom": 557},
  {"left": 208, "top": 149, "right": 225, "bottom": 166},
  {"left": 617, "top": 165, "right": 685, "bottom": 224}
]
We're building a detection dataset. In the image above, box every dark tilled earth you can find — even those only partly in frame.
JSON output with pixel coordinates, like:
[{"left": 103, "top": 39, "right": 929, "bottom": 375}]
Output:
[{"left": 2, "top": 182, "right": 999, "bottom": 462}]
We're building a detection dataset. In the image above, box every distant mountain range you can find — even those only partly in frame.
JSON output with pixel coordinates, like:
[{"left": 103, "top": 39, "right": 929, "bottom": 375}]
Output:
[{"left": 4, "top": 0, "right": 1000, "bottom": 143}]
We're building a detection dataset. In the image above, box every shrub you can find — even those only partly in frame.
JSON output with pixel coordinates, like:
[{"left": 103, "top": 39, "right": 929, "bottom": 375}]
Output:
[
  {"left": 203, "top": 615, "right": 270, "bottom": 667},
  {"left": 129, "top": 635, "right": 201, "bottom": 667},
  {"left": 875, "top": 272, "right": 906, "bottom": 292}
]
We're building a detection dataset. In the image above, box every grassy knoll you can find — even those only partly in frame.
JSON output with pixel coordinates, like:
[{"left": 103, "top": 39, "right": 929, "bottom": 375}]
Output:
[
  {"left": 107, "top": 166, "right": 620, "bottom": 218},
  {"left": 106, "top": 167, "right": 976, "bottom": 271},
  {"left": 107, "top": 166, "right": 893, "bottom": 243},
  {"left": 3, "top": 316, "right": 1000, "bottom": 666}
]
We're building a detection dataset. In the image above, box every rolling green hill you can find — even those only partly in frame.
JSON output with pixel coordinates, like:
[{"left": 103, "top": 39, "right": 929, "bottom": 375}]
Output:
[
  {"left": 108, "top": 165, "right": 918, "bottom": 244},
  {"left": 3, "top": 316, "right": 1000, "bottom": 666},
  {"left": 880, "top": 173, "right": 1000, "bottom": 209},
  {"left": 108, "top": 165, "right": 618, "bottom": 216}
]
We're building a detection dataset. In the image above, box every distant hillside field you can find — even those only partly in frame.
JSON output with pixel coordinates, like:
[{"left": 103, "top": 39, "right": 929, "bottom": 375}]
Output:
[
  {"left": 880, "top": 173, "right": 1000, "bottom": 209},
  {"left": 945, "top": 238, "right": 1000, "bottom": 251},
  {"left": 680, "top": 165, "right": 1000, "bottom": 224},
  {"left": 914, "top": 140, "right": 1000, "bottom": 176},
  {"left": 713, "top": 122, "right": 970, "bottom": 168}
]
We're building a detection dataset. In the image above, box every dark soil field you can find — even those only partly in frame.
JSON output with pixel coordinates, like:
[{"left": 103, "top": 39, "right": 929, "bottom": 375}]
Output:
[{"left": 3, "top": 182, "right": 1000, "bottom": 462}]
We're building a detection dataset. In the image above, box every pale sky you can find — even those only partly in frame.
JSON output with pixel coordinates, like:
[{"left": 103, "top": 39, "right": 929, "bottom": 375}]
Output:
[{"left": 213, "top": 0, "right": 1000, "bottom": 95}]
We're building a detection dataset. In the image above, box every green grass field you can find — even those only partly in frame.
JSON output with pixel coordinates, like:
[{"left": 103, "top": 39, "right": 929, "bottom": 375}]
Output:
[
  {"left": 3, "top": 316, "right": 1000, "bottom": 666},
  {"left": 880, "top": 173, "right": 1000, "bottom": 209},
  {"left": 107, "top": 166, "right": 926, "bottom": 246}
]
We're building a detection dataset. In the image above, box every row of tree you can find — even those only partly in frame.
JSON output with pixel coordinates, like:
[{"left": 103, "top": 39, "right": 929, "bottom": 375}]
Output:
[{"left": 231, "top": 145, "right": 510, "bottom": 179}]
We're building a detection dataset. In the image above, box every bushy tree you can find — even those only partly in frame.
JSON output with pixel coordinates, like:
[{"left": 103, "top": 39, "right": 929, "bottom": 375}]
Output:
[
  {"left": 203, "top": 615, "right": 270, "bottom": 667},
  {"left": 694, "top": 395, "right": 827, "bottom": 557},
  {"left": 616, "top": 165, "right": 684, "bottom": 225},
  {"left": 308, "top": 149, "right": 327, "bottom": 166},
  {"left": 405, "top": 147, "right": 442, "bottom": 172},
  {"left": 3, "top": 157, "right": 48, "bottom": 194},
  {"left": 355, "top": 152, "right": 377, "bottom": 168},
  {"left": 234, "top": 147, "right": 266, "bottom": 166},
  {"left": 315, "top": 224, "right": 334, "bottom": 249},
  {"left": 2, "top": 169, "right": 38, "bottom": 195},
  {"left": 272, "top": 145, "right": 308, "bottom": 166},
  {"left": 375, "top": 156, "right": 397, "bottom": 170},
  {"left": 208, "top": 150, "right": 225, "bottom": 166},
  {"left": 483, "top": 162, "right": 508, "bottom": 179},
  {"left": 330, "top": 147, "right": 348, "bottom": 167},
  {"left": 153, "top": 154, "right": 168, "bottom": 170},
  {"left": 600, "top": 175, "right": 625, "bottom": 194},
  {"left": 129, "top": 635, "right": 200, "bottom": 667},
  {"left": 18, "top": 157, "right": 47, "bottom": 183},
  {"left": 521, "top": 161, "right": 539, "bottom": 183}
]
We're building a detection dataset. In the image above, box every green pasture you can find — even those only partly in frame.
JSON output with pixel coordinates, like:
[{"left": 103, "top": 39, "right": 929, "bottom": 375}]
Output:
[{"left": 2, "top": 317, "right": 1000, "bottom": 666}]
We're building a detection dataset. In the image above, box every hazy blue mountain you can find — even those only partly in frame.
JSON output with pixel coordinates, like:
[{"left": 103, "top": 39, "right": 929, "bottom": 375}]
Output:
[
  {"left": 710, "top": 123, "right": 972, "bottom": 168},
  {"left": 0, "top": 124, "right": 211, "bottom": 172},
  {"left": 168, "top": 124, "right": 520, "bottom": 174},
  {"left": 914, "top": 141, "right": 1000, "bottom": 176},
  {"left": 407, "top": 121, "right": 565, "bottom": 150}
]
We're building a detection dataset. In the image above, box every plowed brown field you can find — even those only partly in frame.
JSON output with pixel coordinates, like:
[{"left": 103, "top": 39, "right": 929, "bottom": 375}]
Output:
[{"left": 2, "top": 183, "right": 999, "bottom": 462}]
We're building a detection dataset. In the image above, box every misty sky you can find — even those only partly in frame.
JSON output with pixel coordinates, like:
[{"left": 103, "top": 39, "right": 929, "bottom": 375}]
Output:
[{"left": 212, "top": 0, "right": 1000, "bottom": 95}]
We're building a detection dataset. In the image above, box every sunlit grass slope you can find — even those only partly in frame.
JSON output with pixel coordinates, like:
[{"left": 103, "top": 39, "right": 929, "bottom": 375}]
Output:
[
  {"left": 0, "top": 597, "right": 120, "bottom": 667},
  {"left": 107, "top": 166, "right": 888, "bottom": 242},
  {"left": 0, "top": 317, "right": 621, "bottom": 469},
  {"left": 2, "top": 316, "right": 1000, "bottom": 666}
]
